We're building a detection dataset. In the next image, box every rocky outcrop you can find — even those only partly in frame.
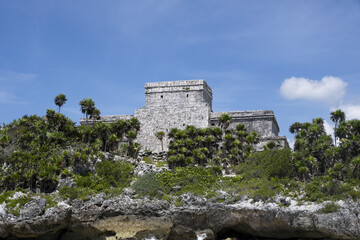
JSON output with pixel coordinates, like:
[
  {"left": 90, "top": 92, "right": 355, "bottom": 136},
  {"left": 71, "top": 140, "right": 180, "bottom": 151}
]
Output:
[{"left": 1, "top": 193, "right": 360, "bottom": 240}]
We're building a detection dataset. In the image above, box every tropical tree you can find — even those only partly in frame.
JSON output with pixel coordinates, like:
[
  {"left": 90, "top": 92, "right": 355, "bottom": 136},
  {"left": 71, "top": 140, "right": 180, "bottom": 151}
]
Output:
[
  {"left": 336, "top": 119, "right": 360, "bottom": 162},
  {"left": 330, "top": 109, "right": 345, "bottom": 146},
  {"left": 155, "top": 131, "right": 165, "bottom": 152},
  {"left": 54, "top": 94, "right": 67, "bottom": 113},
  {"left": 167, "top": 122, "right": 258, "bottom": 169},
  {"left": 90, "top": 108, "right": 101, "bottom": 121},
  {"left": 129, "top": 118, "right": 140, "bottom": 133},
  {"left": 219, "top": 113, "right": 232, "bottom": 132},
  {"left": 79, "top": 98, "right": 95, "bottom": 124},
  {"left": 291, "top": 118, "right": 334, "bottom": 179},
  {"left": 289, "top": 122, "right": 303, "bottom": 134},
  {"left": 94, "top": 122, "right": 111, "bottom": 152}
]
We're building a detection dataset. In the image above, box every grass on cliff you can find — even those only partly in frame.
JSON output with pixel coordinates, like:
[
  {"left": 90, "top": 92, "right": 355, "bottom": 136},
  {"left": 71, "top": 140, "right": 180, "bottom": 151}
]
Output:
[
  {"left": 0, "top": 190, "right": 32, "bottom": 216},
  {"left": 132, "top": 148, "right": 360, "bottom": 203},
  {"left": 132, "top": 165, "right": 288, "bottom": 202},
  {"left": 318, "top": 201, "right": 340, "bottom": 214},
  {"left": 58, "top": 160, "right": 134, "bottom": 200},
  {"left": 132, "top": 149, "right": 294, "bottom": 202}
]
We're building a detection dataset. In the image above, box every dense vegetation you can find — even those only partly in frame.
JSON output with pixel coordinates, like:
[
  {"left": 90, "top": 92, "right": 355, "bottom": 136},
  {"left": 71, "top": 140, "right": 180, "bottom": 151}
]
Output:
[
  {"left": 166, "top": 114, "right": 259, "bottom": 169},
  {"left": 132, "top": 110, "right": 360, "bottom": 204},
  {"left": 0, "top": 96, "right": 140, "bottom": 194},
  {"left": 1, "top": 95, "right": 360, "bottom": 214}
]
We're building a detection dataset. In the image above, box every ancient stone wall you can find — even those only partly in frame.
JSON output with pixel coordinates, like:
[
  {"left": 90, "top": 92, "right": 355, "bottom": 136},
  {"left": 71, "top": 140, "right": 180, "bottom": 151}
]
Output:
[
  {"left": 135, "top": 105, "right": 210, "bottom": 152},
  {"left": 79, "top": 114, "right": 133, "bottom": 125},
  {"left": 80, "top": 80, "right": 288, "bottom": 152},
  {"left": 136, "top": 80, "right": 212, "bottom": 152},
  {"left": 210, "top": 111, "right": 280, "bottom": 137},
  {"left": 144, "top": 80, "right": 213, "bottom": 109}
]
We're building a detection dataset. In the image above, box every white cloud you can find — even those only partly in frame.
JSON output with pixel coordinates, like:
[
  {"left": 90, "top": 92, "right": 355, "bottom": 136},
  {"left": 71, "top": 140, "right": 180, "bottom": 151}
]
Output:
[
  {"left": 0, "top": 69, "right": 37, "bottom": 83},
  {"left": 323, "top": 120, "right": 334, "bottom": 140},
  {"left": 287, "top": 138, "right": 295, "bottom": 150},
  {"left": 280, "top": 76, "right": 347, "bottom": 105},
  {"left": 0, "top": 91, "right": 21, "bottom": 104},
  {"left": 337, "top": 104, "right": 360, "bottom": 120}
]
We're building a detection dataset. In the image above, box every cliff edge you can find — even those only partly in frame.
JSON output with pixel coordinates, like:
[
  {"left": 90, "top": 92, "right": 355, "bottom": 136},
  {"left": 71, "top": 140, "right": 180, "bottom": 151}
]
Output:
[{"left": 1, "top": 191, "right": 360, "bottom": 240}]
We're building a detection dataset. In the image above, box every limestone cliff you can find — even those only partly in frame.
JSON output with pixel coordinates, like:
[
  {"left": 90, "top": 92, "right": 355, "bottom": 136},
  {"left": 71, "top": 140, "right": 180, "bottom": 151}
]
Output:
[{"left": 1, "top": 192, "right": 360, "bottom": 240}]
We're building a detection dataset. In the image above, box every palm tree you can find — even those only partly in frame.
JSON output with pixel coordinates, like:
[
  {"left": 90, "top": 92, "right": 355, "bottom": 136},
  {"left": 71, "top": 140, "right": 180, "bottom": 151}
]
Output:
[
  {"left": 129, "top": 118, "right": 140, "bottom": 133},
  {"left": 219, "top": 113, "right": 232, "bottom": 132},
  {"left": 94, "top": 122, "right": 111, "bottom": 151},
  {"left": 79, "top": 98, "right": 95, "bottom": 124},
  {"left": 90, "top": 108, "right": 101, "bottom": 120},
  {"left": 330, "top": 109, "right": 345, "bottom": 146},
  {"left": 289, "top": 122, "right": 303, "bottom": 134},
  {"left": 219, "top": 113, "right": 232, "bottom": 147},
  {"left": 54, "top": 94, "right": 67, "bottom": 113},
  {"left": 155, "top": 131, "right": 165, "bottom": 152}
]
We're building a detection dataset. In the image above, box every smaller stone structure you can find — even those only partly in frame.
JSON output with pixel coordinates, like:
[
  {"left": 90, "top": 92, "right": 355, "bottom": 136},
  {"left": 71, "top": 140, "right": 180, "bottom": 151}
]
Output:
[{"left": 80, "top": 80, "right": 288, "bottom": 152}]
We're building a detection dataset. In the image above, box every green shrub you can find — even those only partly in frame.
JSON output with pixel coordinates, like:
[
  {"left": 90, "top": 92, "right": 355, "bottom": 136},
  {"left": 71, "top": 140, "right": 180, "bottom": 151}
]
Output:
[
  {"left": 157, "top": 167, "right": 221, "bottom": 197},
  {"left": 304, "top": 178, "right": 326, "bottom": 202},
  {"left": 95, "top": 160, "right": 134, "bottom": 189},
  {"left": 72, "top": 160, "right": 134, "bottom": 196},
  {"left": 162, "top": 194, "right": 173, "bottom": 202},
  {"left": 58, "top": 186, "right": 92, "bottom": 200},
  {"left": 0, "top": 191, "right": 31, "bottom": 216},
  {"left": 156, "top": 161, "right": 167, "bottom": 168},
  {"left": 304, "top": 176, "right": 360, "bottom": 202},
  {"left": 43, "top": 194, "right": 58, "bottom": 210},
  {"left": 226, "top": 177, "right": 281, "bottom": 201},
  {"left": 132, "top": 173, "right": 162, "bottom": 197},
  {"left": 235, "top": 148, "right": 293, "bottom": 179},
  {"left": 318, "top": 202, "right": 340, "bottom": 214},
  {"left": 174, "top": 197, "right": 184, "bottom": 207},
  {"left": 0, "top": 113, "right": 139, "bottom": 193},
  {"left": 142, "top": 156, "right": 154, "bottom": 164}
]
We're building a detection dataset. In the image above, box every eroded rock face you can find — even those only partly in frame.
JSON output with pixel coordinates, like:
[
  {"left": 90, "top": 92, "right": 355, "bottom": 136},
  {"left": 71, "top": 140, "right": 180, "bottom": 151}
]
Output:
[
  {"left": 19, "top": 198, "right": 46, "bottom": 219},
  {"left": 133, "top": 161, "right": 169, "bottom": 177},
  {"left": 1, "top": 195, "right": 360, "bottom": 240}
]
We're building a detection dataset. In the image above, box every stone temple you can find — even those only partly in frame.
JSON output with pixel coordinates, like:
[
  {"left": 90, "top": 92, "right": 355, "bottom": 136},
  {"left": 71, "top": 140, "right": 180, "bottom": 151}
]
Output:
[{"left": 80, "top": 80, "right": 288, "bottom": 152}]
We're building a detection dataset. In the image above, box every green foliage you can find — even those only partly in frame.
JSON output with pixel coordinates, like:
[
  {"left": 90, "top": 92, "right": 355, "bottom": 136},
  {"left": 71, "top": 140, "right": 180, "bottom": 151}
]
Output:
[
  {"left": 54, "top": 93, "right": 67, "bottom": 113},
  {"left": 158, "top": 167, "right": 221, "bottom": 197},
  {"left": 235, "top": 148, "right": 293, "bottom": 179},
  {"left": 304, "top": 176, "right": 360, "bottom": 202},
  {"left": 132, "top": 173, "right": 162, "bottom": 197},
  {"left": 66, "top": 160, "right": 134, "bottom": 198},
  {"left": 79, "top": 98, "right": 96, "bottom": 121},
  {"left": 174, "top": 197, "right": 185, "bottom": 207},
  {"left": 241, "top": 178, "right": 281, "bottom": 201},
  {"left": 142, "top": 156, "right": 154, "bottom": 164},
  {"left": 218, "top": 113, "right": 232, "bottom": 131},
  {"left": 156, "top": 161, "right": 167, "bottom": 168},
  {"left": 290, "top": 111, "right": 360, "bottom": 185},
  {"left": 131, "top": 167, "right": 223, "bottom": 199},
  {"left": 95, "top": 160, "right": 134, "bottom": 189},
  {"left": 291, "top": 118, "right": 333, "bottom": 179},
  {"left": 43, "top": 194, "right": 58, "bottom": 210},
  {"left": 3, "top": 103, "right": 360, "bottom": 205},
  {"left": 0, "top": 190, "right": 32, "bottom": 216},
  {"left": 0, "top": 109, "right": 140, "bottom": 192},
  {"left": 167, "top": 123, "right": 258, "bottom": 169},
  {"left": 155, "top": 131, "right": 165, "bottom": 151},
  {"left": 130, "top": 167, "right": 285, "bottom": 202},
  {"left": 58, "top": 186, "right": 93, "bottom": 200},
  {"left": 318, "top": 202, "right": 340, "bottom": 214}
]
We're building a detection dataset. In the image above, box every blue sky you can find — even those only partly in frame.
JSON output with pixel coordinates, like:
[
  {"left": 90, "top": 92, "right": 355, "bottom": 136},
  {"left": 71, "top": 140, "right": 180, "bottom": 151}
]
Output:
[{"left": 1, "top": 0, "right": 360, "bottom": 145}]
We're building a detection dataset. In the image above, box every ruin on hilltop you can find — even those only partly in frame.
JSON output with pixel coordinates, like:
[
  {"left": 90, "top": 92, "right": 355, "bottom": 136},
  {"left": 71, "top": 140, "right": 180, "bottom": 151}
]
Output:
[{"left": 80, "top": 80, "right": 288, "bottom": 152}]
